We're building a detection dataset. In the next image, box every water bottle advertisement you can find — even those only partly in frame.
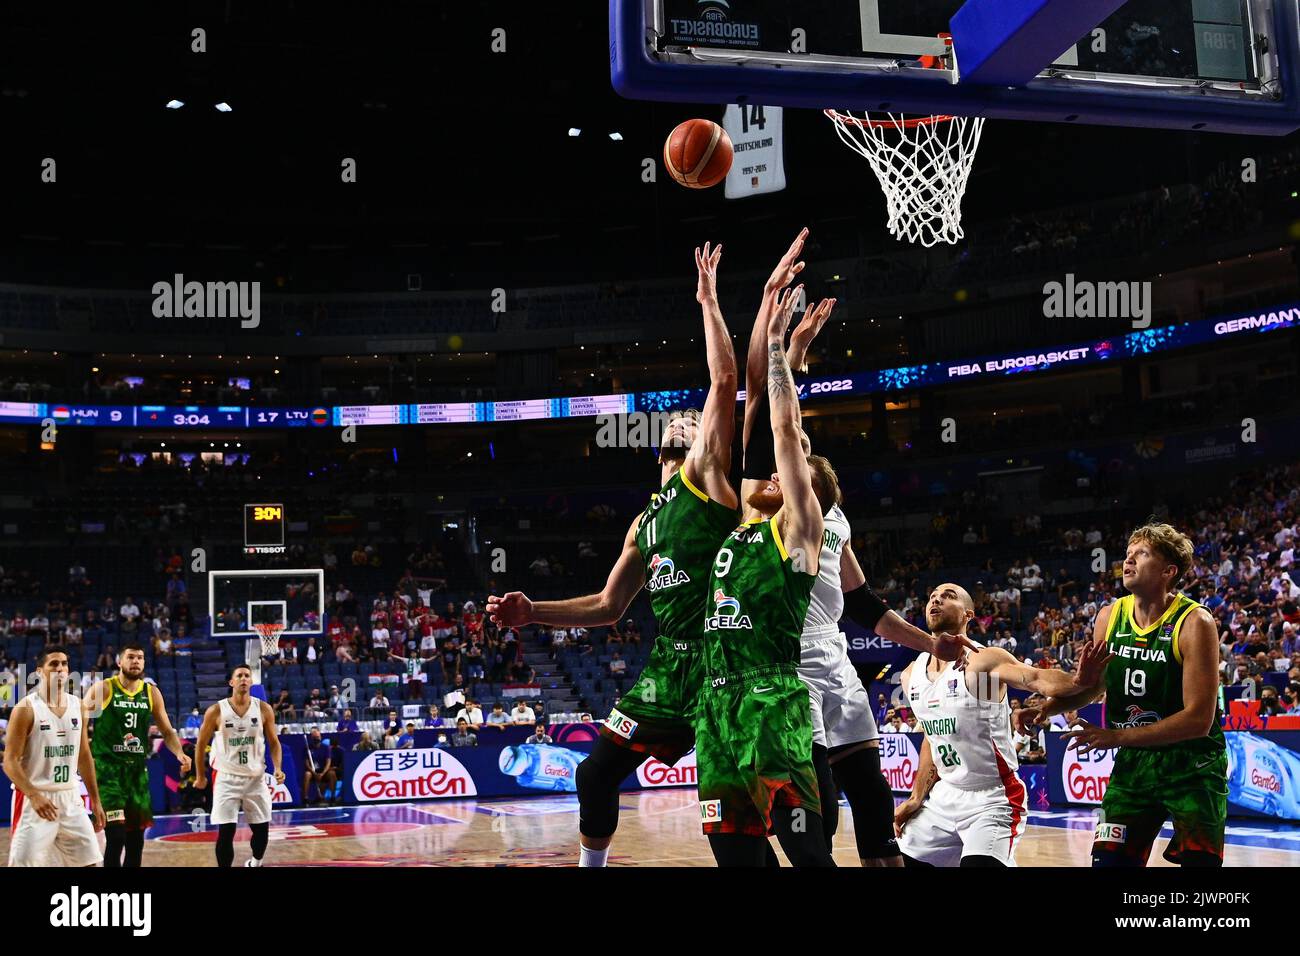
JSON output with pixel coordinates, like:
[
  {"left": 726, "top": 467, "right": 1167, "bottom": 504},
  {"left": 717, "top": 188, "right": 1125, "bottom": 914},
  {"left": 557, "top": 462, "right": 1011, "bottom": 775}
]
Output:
[{"left": 1046, "top": 731, "right": 1300, "bottom": 822}]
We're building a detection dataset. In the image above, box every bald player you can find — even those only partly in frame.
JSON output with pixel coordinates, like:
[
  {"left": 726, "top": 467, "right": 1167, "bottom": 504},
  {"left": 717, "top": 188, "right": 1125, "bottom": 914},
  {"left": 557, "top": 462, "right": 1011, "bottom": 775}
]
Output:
[{"left": 893, "top": 583, "right": 1111, "bottom": 867}]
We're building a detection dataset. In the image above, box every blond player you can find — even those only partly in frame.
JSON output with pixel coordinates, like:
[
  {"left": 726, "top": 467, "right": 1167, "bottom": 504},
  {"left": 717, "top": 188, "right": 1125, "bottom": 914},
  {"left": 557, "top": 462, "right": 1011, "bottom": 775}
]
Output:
[
  {"left": 5, "top": 645, "right": 106, "bottom": 866},
  {"left": 195, "top": 663, "right": 284, "bottom": 867}
]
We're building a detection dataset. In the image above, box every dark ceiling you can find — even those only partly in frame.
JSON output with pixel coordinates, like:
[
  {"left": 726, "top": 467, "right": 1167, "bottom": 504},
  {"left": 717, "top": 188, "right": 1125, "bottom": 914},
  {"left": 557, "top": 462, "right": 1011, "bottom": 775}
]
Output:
[{"left": 0, "top": 1, "right": 1291, "bottom": 291}]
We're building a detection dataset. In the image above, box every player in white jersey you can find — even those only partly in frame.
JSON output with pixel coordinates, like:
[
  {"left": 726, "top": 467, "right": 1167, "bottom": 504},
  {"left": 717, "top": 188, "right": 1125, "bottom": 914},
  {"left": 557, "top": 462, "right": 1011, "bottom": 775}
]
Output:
[
  {"left": 4, "top": 645, "right": 105, "bottom": 866},
  {"left": 738, "top": 229, "right": 977, "bottom": 865},
  {"left": 893, "top": 583, "right": 1110, "bottom": 867},
  {"left": 195, "top": 663, "right": 284, "bottom": 867}
]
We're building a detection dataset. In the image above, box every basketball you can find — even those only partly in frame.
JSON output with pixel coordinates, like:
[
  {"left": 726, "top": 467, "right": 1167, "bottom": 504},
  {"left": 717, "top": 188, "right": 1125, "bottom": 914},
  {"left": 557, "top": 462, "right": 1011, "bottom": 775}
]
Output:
[{"left": 663, "top": 119, "right": 733, "bottom": 189}]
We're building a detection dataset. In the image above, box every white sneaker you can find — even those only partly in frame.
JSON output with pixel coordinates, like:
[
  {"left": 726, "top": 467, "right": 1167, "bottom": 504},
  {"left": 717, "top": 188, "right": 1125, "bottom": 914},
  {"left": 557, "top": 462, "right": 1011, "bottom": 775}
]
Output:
[{"left": 245, "top": 858, "right": 264, "bottom": 868}]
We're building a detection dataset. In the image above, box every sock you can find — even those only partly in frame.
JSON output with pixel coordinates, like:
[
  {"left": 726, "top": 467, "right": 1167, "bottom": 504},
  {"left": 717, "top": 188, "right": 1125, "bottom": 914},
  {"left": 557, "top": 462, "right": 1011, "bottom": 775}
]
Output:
[{"left": 578, "top": 844, "right": 610, "bottom": 867}]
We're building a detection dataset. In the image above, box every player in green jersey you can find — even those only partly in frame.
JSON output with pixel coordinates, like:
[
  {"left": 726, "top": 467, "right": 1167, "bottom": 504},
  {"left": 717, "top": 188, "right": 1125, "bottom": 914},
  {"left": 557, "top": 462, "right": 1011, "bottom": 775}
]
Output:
[
  {"left": 488, "top": 241, "right": 741, "bottom": 867},
  {"left": 695, "top": 281, "right": 839, "bottom": 867},
  {"left": 1020, "top": 522, "right": 1227, "bottom": 866},
  {"left": 737, "top": 228, "right": 981, "bottom": 866},
  {"left": 83, "top": 641, "right": 191, "bottom": 866}
]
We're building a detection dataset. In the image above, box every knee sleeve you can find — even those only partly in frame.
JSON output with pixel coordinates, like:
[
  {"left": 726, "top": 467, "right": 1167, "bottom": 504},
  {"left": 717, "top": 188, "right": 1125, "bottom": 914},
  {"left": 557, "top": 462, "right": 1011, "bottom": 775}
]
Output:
[
  {"left": 576, "top": 738, "right": 646, "bottom": 840},
  {"left": 250, "top": 822, "right": 270, "bottom": 859},
  {"left": 832, "top": 746, "right": 900, "bottom": 860},
  {"left": 708, "top": 833, "right": 769, "bottom": 867},
  {"left": 102, "top": 823, "right": 126, "bottom": 868},
  {"left": 812, "top": 744, "right": 838, "bottom": 852},
  {"left": 215, "top": 823, "right": 237, "bottom": 868},
  {"left": 124, "top": 829, "right": 145, "bottom": 868},
  {"left": 959, "top": 854, "right": 1006, "bottom": 868},
  {"left": 770, "top": 805, "right": 836, "bottom": 868}
]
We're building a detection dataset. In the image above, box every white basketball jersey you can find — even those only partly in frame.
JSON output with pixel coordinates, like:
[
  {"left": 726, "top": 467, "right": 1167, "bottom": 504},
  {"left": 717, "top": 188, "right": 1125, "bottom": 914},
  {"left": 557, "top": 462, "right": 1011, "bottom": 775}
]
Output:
[
  {"left": 907, "top": 647, "right": 1019, "bottom": 791},
  {"left": 213, "top": 697, "right": 266, "bottom": 777},
  {"left": 20, "top": 690, "right": 83, "bottom": 791},
  {"left": 803, "top": 504, "right": 851, "bottom": 633}
]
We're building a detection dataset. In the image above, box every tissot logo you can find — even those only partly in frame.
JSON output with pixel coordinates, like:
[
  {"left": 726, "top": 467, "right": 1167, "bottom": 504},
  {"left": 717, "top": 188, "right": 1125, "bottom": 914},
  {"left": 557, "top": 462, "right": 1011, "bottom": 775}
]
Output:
[{"left": 49, "top": 887, "right": 151, "bottom": 936}]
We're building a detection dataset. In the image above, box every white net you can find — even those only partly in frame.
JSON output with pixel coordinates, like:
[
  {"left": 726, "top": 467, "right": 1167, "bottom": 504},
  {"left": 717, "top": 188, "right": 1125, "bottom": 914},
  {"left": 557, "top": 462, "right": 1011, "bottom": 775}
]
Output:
[
  {"left": 253, "top": 623, "right": 284, "bottom": 659},
  {"left": 825, "top": 109, "right": 986, "bottom": 247}
]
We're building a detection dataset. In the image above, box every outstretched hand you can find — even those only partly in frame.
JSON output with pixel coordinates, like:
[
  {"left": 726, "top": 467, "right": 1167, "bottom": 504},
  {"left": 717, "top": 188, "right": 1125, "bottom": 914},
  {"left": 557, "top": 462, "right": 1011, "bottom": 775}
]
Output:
[
  {"left": 695, "top": 241, "right": 723, "bottom": 304},
  {"left": 767, "top": 285, "right": 803, "bottom": 342},
  {"left": 1072, "top": 639, "right": 1115, "bottom": 689},
  {"left": 487, "top": 592, "right": 534, "bottom": 628},
  {"left": 765, "top": 227, "right": 808, "bottom": 294}
]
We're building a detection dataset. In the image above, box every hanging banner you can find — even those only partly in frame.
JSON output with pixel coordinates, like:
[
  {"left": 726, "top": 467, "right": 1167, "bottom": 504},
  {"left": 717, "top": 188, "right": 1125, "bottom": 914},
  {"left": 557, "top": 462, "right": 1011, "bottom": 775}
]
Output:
[{"left": 723, "top": 104, "right": 785, "bottom": 198}]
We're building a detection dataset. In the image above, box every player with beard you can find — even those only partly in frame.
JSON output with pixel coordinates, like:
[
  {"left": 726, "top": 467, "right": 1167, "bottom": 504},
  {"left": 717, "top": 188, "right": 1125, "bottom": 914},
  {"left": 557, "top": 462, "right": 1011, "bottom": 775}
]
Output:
[
  {"left": 1016, "top": 523, "right": 1227, "bottom": 867},
  {"left": 84, "top": 641, "right": 191, "bottom": 866},
  {"left": 736, "top": 228, "right": 979, "bottom": 865},
  {"left": 488, "top": 242, "right": 740, "bottom": 867},
  {"left": 893, "top": 583, "right": 1110, "bottom": 867}
]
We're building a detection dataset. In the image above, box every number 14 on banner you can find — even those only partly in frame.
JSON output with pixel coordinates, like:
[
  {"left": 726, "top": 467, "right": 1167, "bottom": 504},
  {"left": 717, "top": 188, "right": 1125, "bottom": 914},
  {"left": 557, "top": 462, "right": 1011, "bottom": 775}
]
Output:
[{"left": 722, "top": 104, "right": 786, "bottom": 199}]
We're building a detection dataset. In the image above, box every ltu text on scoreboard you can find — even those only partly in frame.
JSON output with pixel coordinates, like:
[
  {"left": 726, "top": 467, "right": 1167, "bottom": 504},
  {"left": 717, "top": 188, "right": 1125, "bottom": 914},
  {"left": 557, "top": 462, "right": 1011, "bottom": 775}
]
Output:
[{"left": 4, "top": 298, "right": 1297, "bottom": 431}]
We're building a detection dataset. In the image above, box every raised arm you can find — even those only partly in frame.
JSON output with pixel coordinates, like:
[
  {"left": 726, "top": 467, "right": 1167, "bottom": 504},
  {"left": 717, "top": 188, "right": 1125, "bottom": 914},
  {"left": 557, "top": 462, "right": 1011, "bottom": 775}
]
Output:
[
  {"left": 768, "top": 287, "right": 822, "bottom": 567},
  {"left": 743, "top": 229, "right": 807, "bottom": 453},
  {"left": 683, "top": 242, "right": 739, "bottom": 507},
  {"left": 487, "top": 516, "right": 645, "bottom": 629}
]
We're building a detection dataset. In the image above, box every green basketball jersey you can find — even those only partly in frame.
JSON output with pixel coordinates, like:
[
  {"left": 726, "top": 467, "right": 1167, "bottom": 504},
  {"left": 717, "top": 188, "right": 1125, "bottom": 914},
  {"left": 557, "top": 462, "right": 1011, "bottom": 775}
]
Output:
[
  {"left": 1103, "top": 593, "right": 1223, "bottom": 755},
  {"left": 703, "top": 516, "right": 816, "bottom": 676},
  {"left": 91, "top": 676, "right": 154, "bottom": 768},
  {"left": 635, "top": 467, "right": 739, "bottom": 644}
]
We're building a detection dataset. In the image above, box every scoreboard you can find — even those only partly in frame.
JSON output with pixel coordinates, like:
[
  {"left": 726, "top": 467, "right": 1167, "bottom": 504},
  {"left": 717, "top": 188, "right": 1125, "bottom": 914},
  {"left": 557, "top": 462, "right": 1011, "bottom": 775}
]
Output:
[{"left": 244, "top": 503, "right": 286, "bottom": 555}]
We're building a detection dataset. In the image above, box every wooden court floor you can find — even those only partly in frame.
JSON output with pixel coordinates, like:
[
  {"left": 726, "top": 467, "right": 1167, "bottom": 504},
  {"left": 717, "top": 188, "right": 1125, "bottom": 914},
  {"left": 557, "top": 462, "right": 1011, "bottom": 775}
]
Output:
[{"left": 4, "top": 790, "right": 1297, "bottom": 866}]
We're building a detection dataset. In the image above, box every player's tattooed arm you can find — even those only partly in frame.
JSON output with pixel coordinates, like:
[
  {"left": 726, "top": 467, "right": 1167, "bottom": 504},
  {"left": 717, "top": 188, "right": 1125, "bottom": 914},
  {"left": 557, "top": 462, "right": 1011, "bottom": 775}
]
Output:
[
  {"left": 768, "top": 286, "right": 822, "bottom": 569},
  {"left": 743, "top": 228, "right": 807, "bottom": 452},
  {"left": 975, "top": 644, "right": 1115, "bottom": 699},
  {"left": 490, "top": 516, "right": 646, "bottom": 628},
  {"left": 688, "top": 241, "right": 739, "bottom": 506}
]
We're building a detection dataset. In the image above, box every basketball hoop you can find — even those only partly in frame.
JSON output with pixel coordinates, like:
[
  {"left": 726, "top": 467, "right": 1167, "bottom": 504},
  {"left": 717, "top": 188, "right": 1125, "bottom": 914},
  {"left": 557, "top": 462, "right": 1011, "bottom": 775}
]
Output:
[
  {"left": 824, "top": 36, "right": 985, "bottom": 247},
  {"left": 253, "top": 622, "right": 285, "bottom": 659}
]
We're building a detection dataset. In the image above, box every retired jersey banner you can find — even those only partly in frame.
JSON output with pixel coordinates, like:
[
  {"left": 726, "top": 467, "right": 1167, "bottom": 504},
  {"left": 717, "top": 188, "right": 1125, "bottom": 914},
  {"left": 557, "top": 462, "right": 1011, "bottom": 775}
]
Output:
[{"left": 723, "top": 104, "right": 785, "bottom": 198}]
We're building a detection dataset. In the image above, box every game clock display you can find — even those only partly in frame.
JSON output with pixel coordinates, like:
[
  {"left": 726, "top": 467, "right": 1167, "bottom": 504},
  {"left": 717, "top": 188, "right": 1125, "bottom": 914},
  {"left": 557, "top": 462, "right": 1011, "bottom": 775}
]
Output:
[{"left": 244, "top": 503, "right": 286, "bottom": 555}]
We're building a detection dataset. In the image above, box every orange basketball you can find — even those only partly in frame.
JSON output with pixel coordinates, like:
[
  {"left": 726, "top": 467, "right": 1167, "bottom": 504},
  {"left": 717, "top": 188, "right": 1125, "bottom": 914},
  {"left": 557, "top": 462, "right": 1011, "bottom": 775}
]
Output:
[{"left": 663, "top": 119, "right": 733, "bottom": 189}]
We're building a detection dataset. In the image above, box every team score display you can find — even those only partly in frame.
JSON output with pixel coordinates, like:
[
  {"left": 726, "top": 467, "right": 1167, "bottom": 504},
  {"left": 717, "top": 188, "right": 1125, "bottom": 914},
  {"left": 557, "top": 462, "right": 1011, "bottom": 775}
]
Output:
[{"left": 808, "top": 379, "right": 853, "bottom": 394}]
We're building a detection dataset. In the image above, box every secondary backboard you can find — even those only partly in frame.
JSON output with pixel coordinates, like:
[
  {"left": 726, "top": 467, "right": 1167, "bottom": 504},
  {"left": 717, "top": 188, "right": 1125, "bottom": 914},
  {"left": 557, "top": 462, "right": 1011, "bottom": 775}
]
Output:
[
  {"left": 612, "top": 0, "right": 1300, "bottom": 134},
  {"left": 209, "top": 569, "right": 325, "bottom": 638}
]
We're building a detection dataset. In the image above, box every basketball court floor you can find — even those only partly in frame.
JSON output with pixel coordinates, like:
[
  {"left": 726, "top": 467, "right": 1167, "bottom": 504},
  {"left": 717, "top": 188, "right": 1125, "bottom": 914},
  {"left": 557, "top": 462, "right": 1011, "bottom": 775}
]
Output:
[{"left": 5, "top": 791, "right": 1295, "bottom": 866}]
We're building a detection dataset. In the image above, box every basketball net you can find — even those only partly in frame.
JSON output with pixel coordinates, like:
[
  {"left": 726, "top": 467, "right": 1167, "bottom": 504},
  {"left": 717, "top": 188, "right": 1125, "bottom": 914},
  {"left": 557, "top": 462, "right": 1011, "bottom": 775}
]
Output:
[
  {"left": 824, "top": 36, "right": 985, "bottom": 247},
  {"left": 253, "top": 622, "right": 285, "bottom": 660}
]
